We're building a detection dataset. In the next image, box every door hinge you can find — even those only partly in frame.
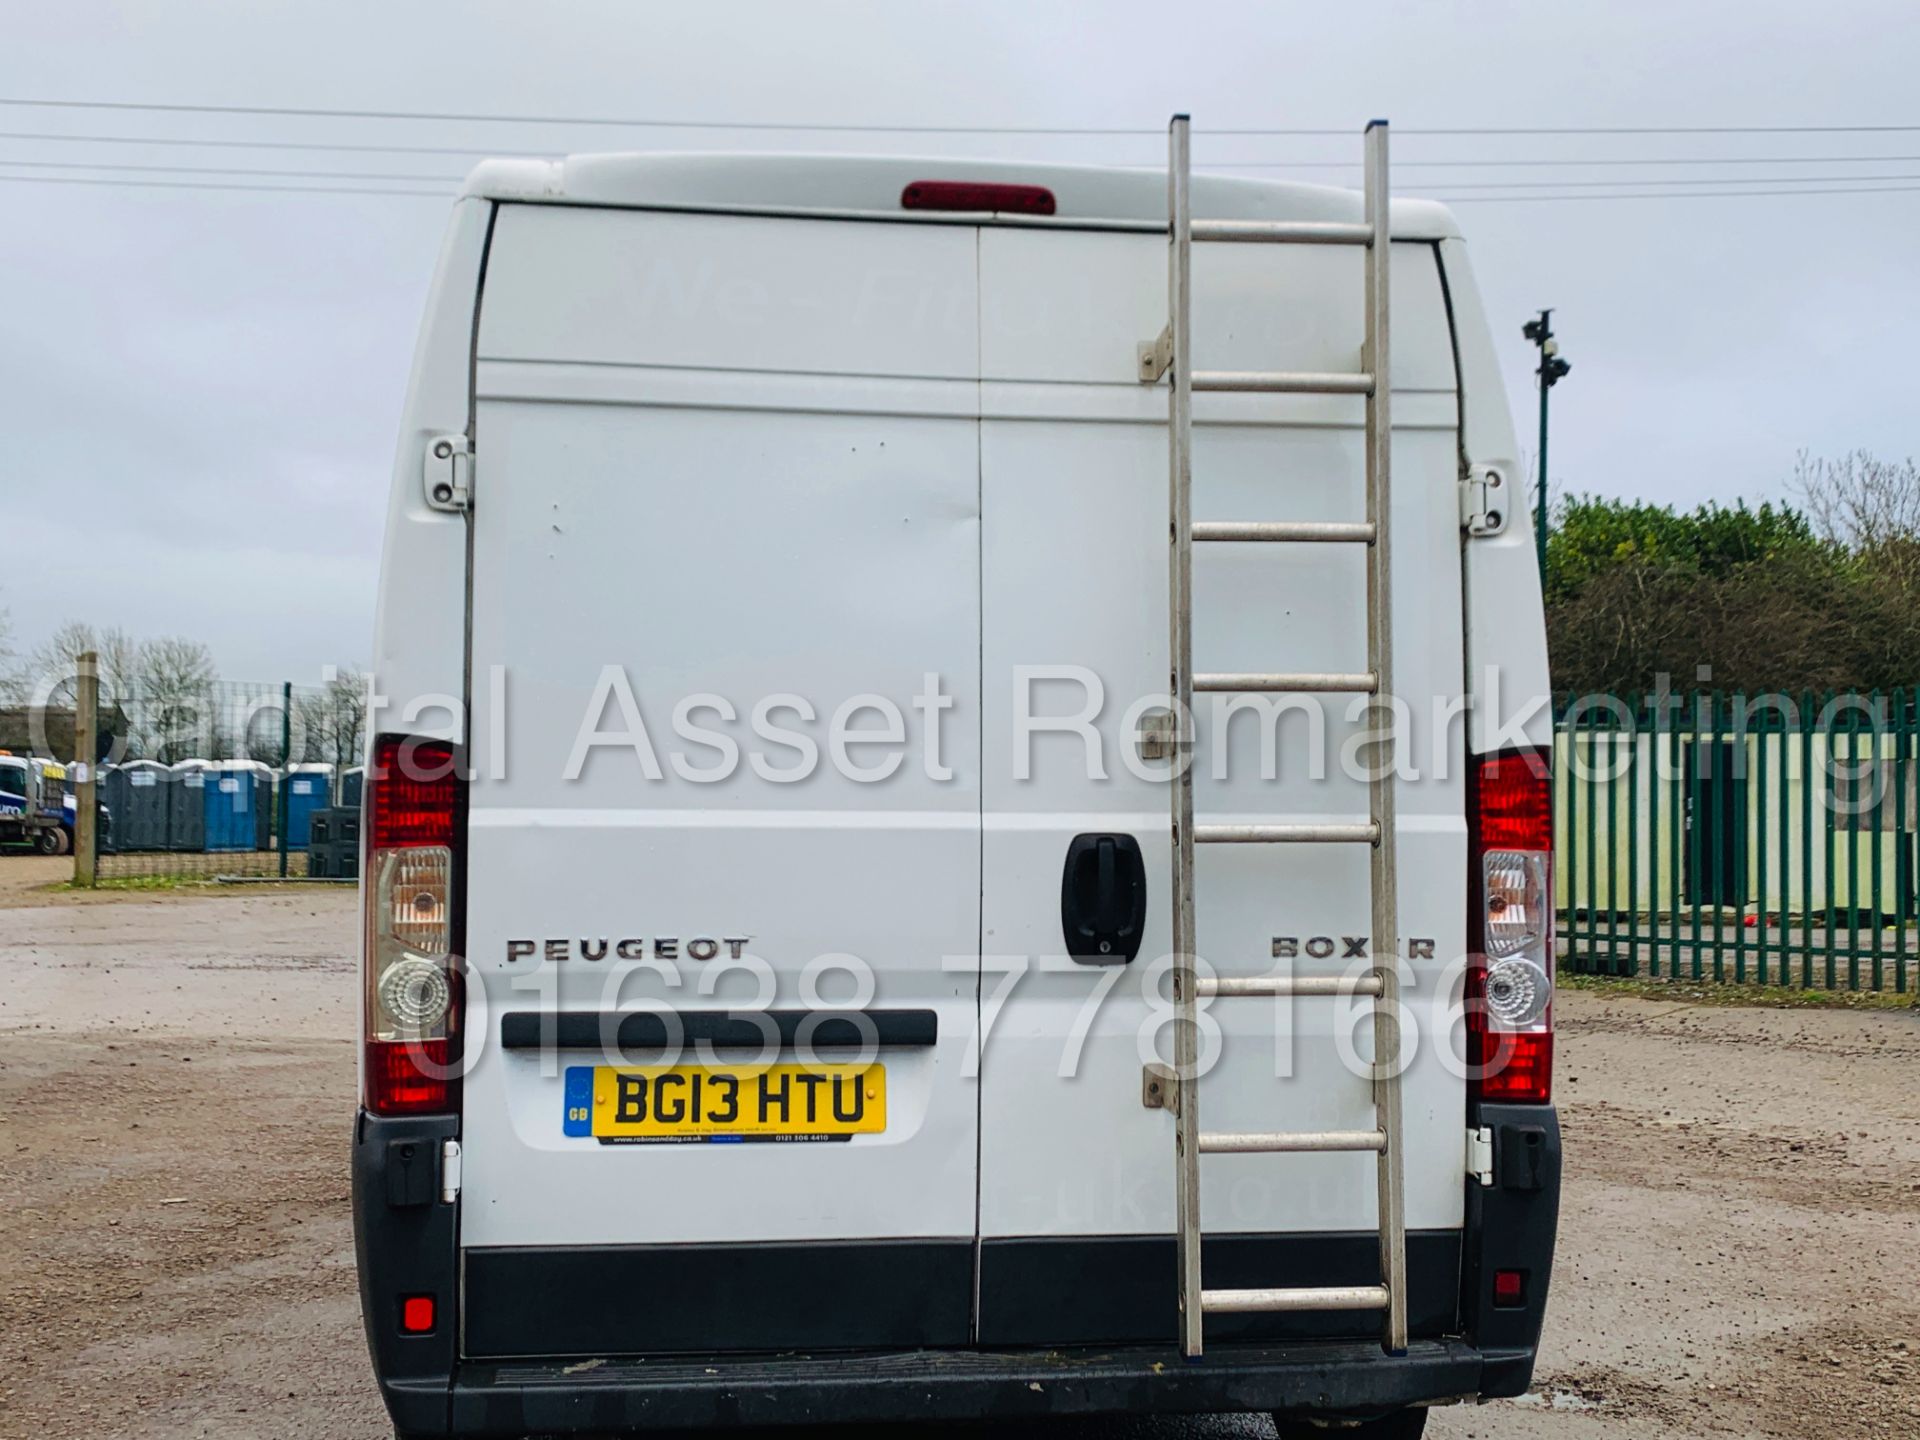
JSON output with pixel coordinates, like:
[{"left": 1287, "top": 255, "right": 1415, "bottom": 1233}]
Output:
[
  {"left": 1467, "top": 1125, "right": 1494, "bottom": 1187},
  {"left": 424, "top": 434, "right": 472, "bottom": 513},
  {"left": 1459, "top": 464, "right": 1508, "bottom": 537},
  {"left": 440, "top": 1138, "right": 463, "bottom": 1204}
]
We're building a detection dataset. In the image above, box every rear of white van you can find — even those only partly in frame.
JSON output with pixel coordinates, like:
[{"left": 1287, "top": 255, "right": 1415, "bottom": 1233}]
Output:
[{"left": 353, "top": 152, "right": 1560, "bottom": 1438}]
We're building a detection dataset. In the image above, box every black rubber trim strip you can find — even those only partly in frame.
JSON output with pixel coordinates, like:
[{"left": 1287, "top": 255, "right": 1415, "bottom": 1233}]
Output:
[
  {"left": 463, "top": 1239, "right": 972, "bottom": 1358},
  {"left": 979, "top": 1231, "right": 1461, "bottom": 1346},
  {"left": 445, "top": 1339, "right": 1485, "bottom": 1436},
  {"left": 497, "top": 1008, "right": 938, "bottom": 1052}
]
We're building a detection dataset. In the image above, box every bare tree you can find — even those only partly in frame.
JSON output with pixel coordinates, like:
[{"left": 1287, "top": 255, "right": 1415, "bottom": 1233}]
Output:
[
  {"left": 140, "top": 636, "right": 218, "bottom": 764},
  {"left": 295, "top": 667, "right": 369, "bottom": 769},
  {"left": 1792, "top": 449, "right": 1920, "bottom": 569},
  {"left": 26, "top": 619, "right": 99, "bottom": 709},
  {"left": 0, "top": 597, "right": 19, "bottom": 704}
]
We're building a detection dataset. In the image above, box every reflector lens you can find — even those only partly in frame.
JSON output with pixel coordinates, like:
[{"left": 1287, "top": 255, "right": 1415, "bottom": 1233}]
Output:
[
  {"left": 1472, "top": 1025, "right": 1554, "bottom": 1104},
  {"left": 400, "top": 1294, "right": 436, "bottom": 1334},
  {"left": 1493, "top": 1269, "right": 1527, "bottom": 1308},
  {"left": 901, "top": 180, "right": 1057, "bottom": 215},
  {"left": 366, "top": 1037, "right": 451, "bottom": 1116}
]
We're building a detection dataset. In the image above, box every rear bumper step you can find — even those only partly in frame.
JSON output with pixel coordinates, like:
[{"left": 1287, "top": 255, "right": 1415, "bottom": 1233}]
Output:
[{"left": 447, "top": 1339, "right": 1490, "bottom": 1435}]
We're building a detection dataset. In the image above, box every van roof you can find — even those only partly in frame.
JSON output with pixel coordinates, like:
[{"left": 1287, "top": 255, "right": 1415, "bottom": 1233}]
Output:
[{"left": 459, "top": 152, "right": 1461, "bottom": 240}]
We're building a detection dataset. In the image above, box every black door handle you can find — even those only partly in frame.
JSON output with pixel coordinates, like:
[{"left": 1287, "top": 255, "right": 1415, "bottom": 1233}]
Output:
[{"left": 1061, "top": 832, "right": 1147, "bottom": 964}]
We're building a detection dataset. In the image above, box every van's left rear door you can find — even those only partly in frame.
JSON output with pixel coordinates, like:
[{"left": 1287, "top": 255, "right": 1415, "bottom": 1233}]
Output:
[{"left": 457, "top": 204, "right": 982, "bottom": 1357}]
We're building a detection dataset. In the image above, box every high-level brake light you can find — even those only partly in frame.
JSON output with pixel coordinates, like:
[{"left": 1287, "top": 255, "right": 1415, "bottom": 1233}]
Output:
[
  {"left": 900, "top": 180, "right": 1057, "bottom": 215},
  {"left": 1467, "top": 748, "right": 1553, "bottom": 1104},
  {"left": 363, "top": 735, "right": 463, "bottom": 1116}
]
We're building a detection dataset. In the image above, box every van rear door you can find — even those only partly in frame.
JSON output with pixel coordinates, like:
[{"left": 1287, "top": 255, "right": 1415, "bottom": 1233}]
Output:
[{"left": 458, "top": 205, "right": 982, "bottom": 1356}]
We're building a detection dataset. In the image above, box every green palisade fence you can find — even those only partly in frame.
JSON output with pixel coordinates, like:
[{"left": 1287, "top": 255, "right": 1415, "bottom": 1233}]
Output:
[{"left": 1555, "top": 688, "right": 1914, "bottom": 993}]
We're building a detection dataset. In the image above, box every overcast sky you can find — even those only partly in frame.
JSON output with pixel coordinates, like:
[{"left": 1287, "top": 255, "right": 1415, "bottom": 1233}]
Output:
[{"left": 4, "top": 1, "right": 1916, "bottom": 678}]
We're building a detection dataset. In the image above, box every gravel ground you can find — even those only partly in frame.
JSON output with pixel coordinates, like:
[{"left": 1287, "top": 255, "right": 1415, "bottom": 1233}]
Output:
[{"left": 2, "top": 856, "right": 1917, "bottom": 1440}]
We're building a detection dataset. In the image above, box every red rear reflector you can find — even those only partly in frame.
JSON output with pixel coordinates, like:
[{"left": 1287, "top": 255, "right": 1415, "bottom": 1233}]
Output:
[
  {"left": 366, "top": 1036, "right": 451, "bottom": 1116},
  {"left": 400, "top": 1295, "right": 436, "bottom": 1334},
  {"left": 1470, "top": 748, "right": 1552, "bottom": 852},
  {"left": 1492, "top": 1269, "right": 1527, "bottom": 1308},
  {"left": 901, "top": 180, "right": 1056, "bottom": 215},
  {"left": 1472, "top": 1028, "right": 1553, "bottom": 1105},
  {"left": 371, "top": 736, "right": 459, "bottom": 849}
]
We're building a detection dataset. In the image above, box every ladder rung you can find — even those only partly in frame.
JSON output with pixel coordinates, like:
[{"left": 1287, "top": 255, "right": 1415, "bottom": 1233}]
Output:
[
  {"left": 1192, "top": 521, "right": 1375, "bottom": 544},
  {"left": 1194, "top": 672, "right": 1376, "bottom": 694},
  {"left": 1197, "top": 974, "right": 1385, "bottom": 998},
  {"left": 1194, "top": 823, "right": 1379, "bottom": 845},
  {"left": 1200, "top": 1129, "right": 1386, "bottom": 1154},
  {"left": 1202, "top": 1285, "right": 1392, "bottom": 1315},
  {"left": 1193, "top": 370, "right": 1373, "bottom": 396},
  {"left": 1190, "top": 219, "right": 1374, "bottom": 246}
]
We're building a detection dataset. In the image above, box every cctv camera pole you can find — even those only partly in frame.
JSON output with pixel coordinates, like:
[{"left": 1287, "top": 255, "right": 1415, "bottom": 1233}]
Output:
[{"left": 1523, "top": 309, "right": 1571, "bottom": 582}]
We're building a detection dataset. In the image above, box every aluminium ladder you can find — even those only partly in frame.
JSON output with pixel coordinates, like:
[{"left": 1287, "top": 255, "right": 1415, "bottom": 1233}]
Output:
[{"left": 1138, "top": 114, "right": 1406, "bottom": 1359}]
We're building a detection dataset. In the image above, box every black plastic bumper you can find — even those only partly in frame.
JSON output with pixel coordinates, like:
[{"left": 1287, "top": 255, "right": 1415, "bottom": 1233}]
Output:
[
  {"left": 357, "top": 1104, "right": 1560, "bottom": 1435},
  {"left": 449, "top": 1340, "right": 1488, "bottom": 1435}
]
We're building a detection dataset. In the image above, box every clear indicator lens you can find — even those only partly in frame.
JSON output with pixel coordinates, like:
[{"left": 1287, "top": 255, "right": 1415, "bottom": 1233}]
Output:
[
  {"left": 380, "top": 846, "right": 451, "bottom": 954},
  {"left": 1483, "top": 849, "right": 1548, "bottom": 958},
  {"left": 379, "top": 955, "right": 452, "bottom": 1031},
  {"left": 1484, "top": 956, "right": 1551, "bottom": 1029}
]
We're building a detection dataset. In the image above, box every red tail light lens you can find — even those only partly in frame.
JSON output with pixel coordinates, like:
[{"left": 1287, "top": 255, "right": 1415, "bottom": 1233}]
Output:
[
  {"left": 364, "top": 734, "right": 464, "bottom": 1117},
  {"left": 1468, "top": 747, "right": 1553, "bottom": 1105},
  {"left": 901, "top": 180, "right": 1057, "bottom": 215},
  {"left": 371, "top": 736, "right": 459, "bottom": 848}
]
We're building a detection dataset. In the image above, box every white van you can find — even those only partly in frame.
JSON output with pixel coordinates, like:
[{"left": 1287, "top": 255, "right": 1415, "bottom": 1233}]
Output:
[{"left": 355, "top": 120, "right": 1560, "bottom": 1440}]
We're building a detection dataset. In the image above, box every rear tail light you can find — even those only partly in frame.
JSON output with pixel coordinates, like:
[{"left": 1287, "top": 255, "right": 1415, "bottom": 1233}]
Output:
[
  {"left": 1467, "top": 748, "right": 1553, "bottom": 1104},
  {"left": 363, "top": 735, "right": 464, "bottom": 1116}
]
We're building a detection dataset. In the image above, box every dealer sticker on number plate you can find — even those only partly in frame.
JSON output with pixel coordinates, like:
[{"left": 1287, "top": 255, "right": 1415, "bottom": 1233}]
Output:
[{"left": 563, "top": 1063, "right": 886, "bottom": 1144}]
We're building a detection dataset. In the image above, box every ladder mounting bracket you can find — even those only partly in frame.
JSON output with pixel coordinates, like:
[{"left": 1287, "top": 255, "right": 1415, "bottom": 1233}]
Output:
[
  {"left": 1136, "top": 709, "right": 1189, "bottom": 761},
  {"left": 1143, "top": 1062, "right": 1181, "bottom": 1115},
  {"left": 1137, "top": 325, "right": 1173, "bottom": 384}
]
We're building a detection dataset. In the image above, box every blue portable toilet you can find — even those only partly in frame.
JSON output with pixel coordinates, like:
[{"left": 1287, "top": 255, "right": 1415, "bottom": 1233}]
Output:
[
  {"left": 168, "top": 761, "right": 208, "bottom": 851},
  {"left": 283, "top": 764, "right": 333, "bottom": 851},
  {"left": 203, "top": 762, "right": 267, "bottom": 852},
  {"left": 338, "top": 765, "right": 365, "bottom": 811}
]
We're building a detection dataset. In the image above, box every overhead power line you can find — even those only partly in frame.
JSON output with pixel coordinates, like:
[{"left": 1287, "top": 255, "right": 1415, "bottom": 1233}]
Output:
[
  {"left": 0, "top": 173, "right": 445, "bottom": 197},
  {"left": 3, "top": 95, "right": 1920, "bottom": 137},
  {"left": 1437, "top": 183, "right": 1920, "bottom": 203},
  {"left": 0, "top": 128, "right": 554, "bottom": 158},
  {"left": 1215, "top": 153, "right": 1920, "bottom": 170},
  {"left": 0, "top": 157, "right": 457, "bottom": 183},
  {"left": 8, "top": 129, "right": 1920, "bottom": 173}
]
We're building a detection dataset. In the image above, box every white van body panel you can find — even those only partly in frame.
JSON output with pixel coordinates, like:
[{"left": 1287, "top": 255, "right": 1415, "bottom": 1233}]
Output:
[
  {"left": 460, "top": 206, "right": 982, "bottom": 1248},
  {"left": 363, "top": 156, "right": 1549, "bottom": 1341},
  {"left": 370, "top": 196, "right": 490, "bottom": 747},
  {"left": 975, "top": 227, "right": 1466, "bottom": 1238},
  {"left": 1442, "top": 238, "right": 1554, "bottom": 756}
]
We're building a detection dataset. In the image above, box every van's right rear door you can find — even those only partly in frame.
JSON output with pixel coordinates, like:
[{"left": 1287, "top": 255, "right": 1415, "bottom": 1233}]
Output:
[{"left": 974, "top": 223, "right": 1469, "bottom": 1346}]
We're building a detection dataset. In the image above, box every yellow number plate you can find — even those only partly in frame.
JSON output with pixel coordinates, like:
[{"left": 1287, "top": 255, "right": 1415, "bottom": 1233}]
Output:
[{"left": 565, "top": 1063, "right": 886, "bottom": 1143}]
